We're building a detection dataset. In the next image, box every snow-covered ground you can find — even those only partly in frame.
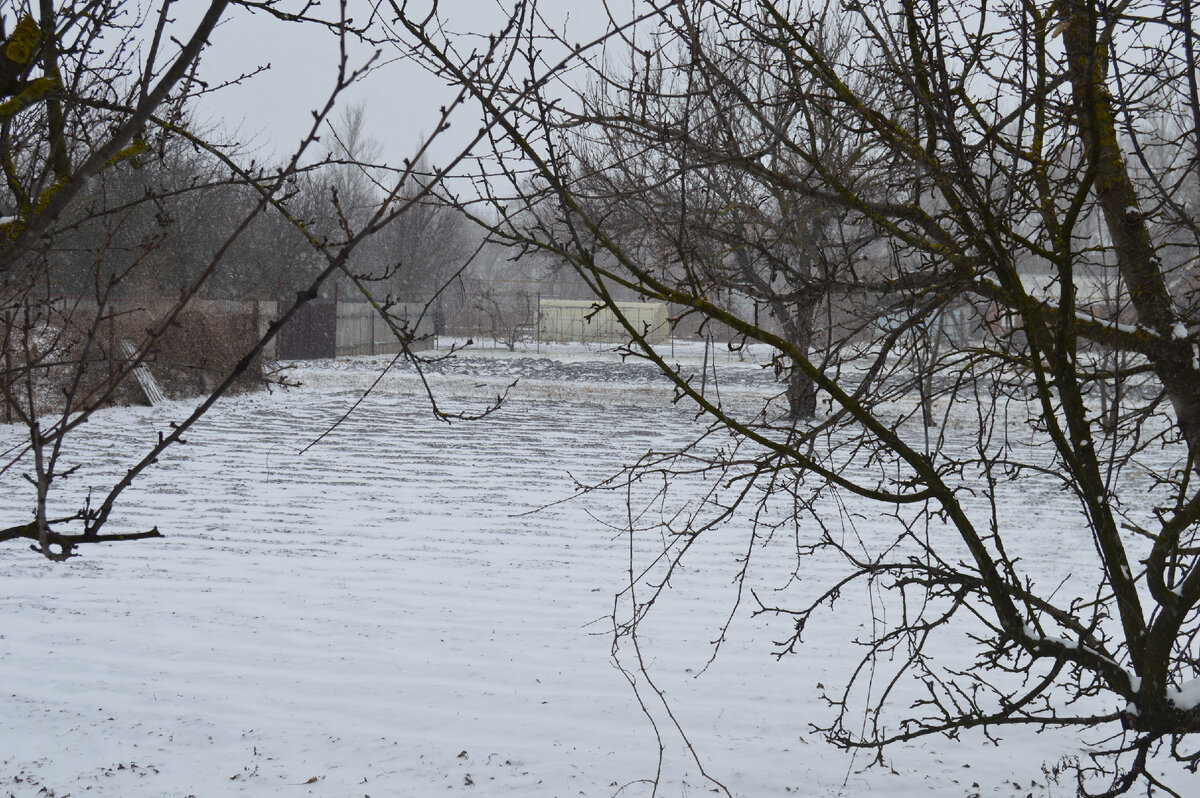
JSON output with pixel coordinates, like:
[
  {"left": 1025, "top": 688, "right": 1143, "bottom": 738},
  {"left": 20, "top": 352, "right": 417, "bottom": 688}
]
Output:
[{"left": 0, "top": 344, "right": 1177, "bottom": 796}]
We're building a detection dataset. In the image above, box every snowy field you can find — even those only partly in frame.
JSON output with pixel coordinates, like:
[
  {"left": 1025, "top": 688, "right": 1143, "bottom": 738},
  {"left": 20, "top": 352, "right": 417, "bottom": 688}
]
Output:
[{"left": 0, "top": 343, "right": 1173, "bottom": 796}]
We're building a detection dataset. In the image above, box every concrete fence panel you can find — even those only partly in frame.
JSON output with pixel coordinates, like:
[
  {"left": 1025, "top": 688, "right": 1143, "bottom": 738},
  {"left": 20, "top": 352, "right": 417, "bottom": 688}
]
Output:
[
  {"left": 335, "top": 302, "right": 435, "bottom": 357},
  {"left": 539, "top": 299, "right": 668, "bottom": 345}
]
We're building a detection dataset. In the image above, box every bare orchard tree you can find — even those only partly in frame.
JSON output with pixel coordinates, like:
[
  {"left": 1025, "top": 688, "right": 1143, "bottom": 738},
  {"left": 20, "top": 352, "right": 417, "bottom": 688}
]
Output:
[
  {"left": 568, "top": 19, "right": 889, "bottom": 418},
  {"left": 0, "top": 1, "right": 492, "bottom": 559},
  {"left": 393, "top": 0, "right": 1200, "bottom": 793}
]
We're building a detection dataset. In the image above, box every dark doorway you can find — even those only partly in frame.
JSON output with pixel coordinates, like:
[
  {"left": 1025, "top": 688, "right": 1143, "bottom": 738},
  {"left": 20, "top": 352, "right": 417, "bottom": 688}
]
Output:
[{"left": 277, "top": 299, "right": 335, "bottom": 360}]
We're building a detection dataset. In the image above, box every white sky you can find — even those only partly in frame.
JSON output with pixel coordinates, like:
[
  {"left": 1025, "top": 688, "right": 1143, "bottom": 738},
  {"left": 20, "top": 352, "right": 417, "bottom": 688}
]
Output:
[
  {"left": 193, "top": 5, "right": 459, "bottom": 168},
  {"left": 190, "top": 2, "right": 617, "bottom": 173}
]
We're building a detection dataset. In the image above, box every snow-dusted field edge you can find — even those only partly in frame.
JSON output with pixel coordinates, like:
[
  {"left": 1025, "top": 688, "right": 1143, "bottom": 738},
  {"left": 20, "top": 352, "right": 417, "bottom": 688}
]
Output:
[{"left": 0, "top": 347, "right": 1165, "bottom": 796}]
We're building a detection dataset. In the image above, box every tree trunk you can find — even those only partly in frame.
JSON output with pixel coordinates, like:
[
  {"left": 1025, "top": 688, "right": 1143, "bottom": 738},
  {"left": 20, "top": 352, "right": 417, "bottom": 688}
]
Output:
[
  {"left": 1062, "top": 1, "right": 1200, "bottom": 467},
  {"left": 786, "top": 301, "right": 817, "bottom": 420}
]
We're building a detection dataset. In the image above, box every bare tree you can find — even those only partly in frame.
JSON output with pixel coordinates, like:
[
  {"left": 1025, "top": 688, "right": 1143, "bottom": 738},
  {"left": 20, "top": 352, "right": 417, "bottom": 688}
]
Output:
[
  {"left": 324, "top": 102, "right": 386, "bottom": 233},
  {"left": 0, "top": 1, "right": 493, "bottom": 559},
  {"left": 567, "top": 19, "right": 888, "bottom": 418},
  {"left": 356, "top": 172, "right": 479, "bottom": 306},
  {"left": 392, "top": 0, "right": 1200, "bottom": 793}
]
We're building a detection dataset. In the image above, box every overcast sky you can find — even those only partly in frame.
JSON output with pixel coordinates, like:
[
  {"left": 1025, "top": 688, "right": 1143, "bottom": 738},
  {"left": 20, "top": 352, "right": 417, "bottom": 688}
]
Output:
[{"left": 190, "top": 2, "right": 617, "bottom": 173}]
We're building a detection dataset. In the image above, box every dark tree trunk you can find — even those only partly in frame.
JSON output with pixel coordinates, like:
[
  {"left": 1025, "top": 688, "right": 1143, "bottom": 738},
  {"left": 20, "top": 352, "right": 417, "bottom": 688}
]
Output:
[
  {"left": 786, "top": 364, "right": 817, "bottom": 420},
  {"left": 786, "top": 301, "right": 817, "bottom": 420}
]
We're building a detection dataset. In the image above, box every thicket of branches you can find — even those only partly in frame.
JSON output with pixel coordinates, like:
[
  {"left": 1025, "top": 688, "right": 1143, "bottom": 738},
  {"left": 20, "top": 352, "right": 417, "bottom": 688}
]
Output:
[
  {"left": 392, "top": 0, "right": 1200, "bottom": 793},
  {"left": 5, "top": 0, "right": 1200, "bottom": 793},
  {"left": 0, "top": 1, "right": 490, "bottom": 560}
]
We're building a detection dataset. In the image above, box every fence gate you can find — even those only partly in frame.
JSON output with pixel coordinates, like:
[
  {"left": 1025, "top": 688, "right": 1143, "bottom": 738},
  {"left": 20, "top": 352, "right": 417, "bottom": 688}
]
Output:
[{"left": 277, "top": 299, "right": 335, "bottom": 360}]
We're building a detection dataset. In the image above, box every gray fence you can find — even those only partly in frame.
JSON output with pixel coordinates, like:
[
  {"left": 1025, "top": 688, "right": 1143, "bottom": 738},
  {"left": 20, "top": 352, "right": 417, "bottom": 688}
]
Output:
[{"left": 335, "top": 302, "right": 434, "bottom": 356}]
